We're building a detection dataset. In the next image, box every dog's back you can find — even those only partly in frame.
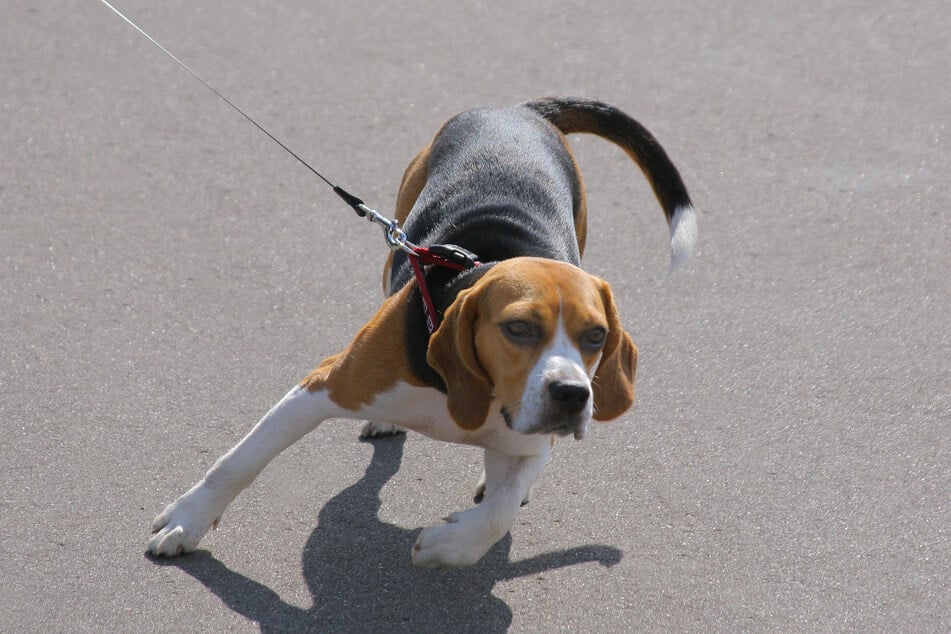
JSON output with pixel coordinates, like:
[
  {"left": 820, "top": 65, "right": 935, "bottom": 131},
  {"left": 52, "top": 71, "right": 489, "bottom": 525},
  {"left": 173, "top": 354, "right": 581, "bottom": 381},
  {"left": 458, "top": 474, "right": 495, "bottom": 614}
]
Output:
[
  {"left": 393, "top": 106, "right": 585, "bottom": 291},
  {"left": 389, "top": 97, "right": 698, "bottom": 293}
]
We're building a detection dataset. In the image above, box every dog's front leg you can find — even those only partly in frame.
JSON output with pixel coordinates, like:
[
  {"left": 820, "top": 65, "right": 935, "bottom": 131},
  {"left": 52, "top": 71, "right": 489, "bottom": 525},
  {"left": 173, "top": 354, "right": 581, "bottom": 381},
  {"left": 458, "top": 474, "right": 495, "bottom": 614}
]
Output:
[
  {"left": 148, "top": 286, "right": 416, "bottom": 556},
  {"left": 412, "top": 445, "right": 552, "bottom": 569},
  {"left": 148, "top": 386, "right": 343, "bottom": 556}
]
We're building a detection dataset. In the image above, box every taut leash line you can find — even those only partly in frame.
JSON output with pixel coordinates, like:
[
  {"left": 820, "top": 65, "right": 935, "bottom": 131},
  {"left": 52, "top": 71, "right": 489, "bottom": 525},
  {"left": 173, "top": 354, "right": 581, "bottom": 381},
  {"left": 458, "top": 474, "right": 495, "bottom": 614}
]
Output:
[
  {"left": 98, "top": 0, "right": 481, "bottom": 334},
  {"left": 99, "top": 0, "right": 373, "bottom": 220}
]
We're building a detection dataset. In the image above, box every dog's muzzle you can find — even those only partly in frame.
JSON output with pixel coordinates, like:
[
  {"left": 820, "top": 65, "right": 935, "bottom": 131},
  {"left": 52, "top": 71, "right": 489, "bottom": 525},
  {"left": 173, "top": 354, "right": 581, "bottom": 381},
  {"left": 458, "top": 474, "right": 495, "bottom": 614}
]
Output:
[{"left": 503, "top": 379, "right": 592, "bottom": 440}]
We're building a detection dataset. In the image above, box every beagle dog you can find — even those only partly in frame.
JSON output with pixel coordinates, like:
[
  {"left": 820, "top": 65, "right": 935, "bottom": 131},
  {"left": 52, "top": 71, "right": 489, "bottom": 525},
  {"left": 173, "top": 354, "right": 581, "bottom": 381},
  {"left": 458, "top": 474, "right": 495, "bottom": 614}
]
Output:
[{"left": 148, "top": 97, "right": 697, "bottom": 568}]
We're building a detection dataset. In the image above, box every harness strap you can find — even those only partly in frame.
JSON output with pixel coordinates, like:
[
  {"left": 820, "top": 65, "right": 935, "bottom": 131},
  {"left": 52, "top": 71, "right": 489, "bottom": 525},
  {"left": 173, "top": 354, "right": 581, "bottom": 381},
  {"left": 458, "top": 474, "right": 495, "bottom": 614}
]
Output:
[
  {"left": 409, "top": 255, "right": 439, "bottom": 334},
  {"left": 408, "top": 245, "right": 482, "bottom": 334}
]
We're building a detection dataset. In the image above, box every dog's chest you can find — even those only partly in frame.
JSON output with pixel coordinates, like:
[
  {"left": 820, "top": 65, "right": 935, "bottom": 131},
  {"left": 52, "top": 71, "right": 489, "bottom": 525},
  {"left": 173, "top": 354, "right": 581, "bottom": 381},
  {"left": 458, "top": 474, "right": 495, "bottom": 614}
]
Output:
[{"left": 362, "top": 382, "right": 551, "bottom": 456}]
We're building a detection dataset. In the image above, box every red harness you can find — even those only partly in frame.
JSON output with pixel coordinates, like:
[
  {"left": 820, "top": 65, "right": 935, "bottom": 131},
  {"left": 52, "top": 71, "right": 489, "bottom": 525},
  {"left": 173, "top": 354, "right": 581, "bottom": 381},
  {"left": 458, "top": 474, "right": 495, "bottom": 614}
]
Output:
[{"left": 407, "top": 245, "right": 481, "bottom": 334}]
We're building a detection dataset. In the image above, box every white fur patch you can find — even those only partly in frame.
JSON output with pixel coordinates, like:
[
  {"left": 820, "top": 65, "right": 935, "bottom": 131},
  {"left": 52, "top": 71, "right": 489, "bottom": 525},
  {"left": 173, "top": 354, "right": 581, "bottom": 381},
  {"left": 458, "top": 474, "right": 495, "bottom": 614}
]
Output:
[
  {"left": 669, "top": 204, "right": 699, "bottom": 273},
  {"left": 511, "top": 312, "right": 593, "bottom": 436}
]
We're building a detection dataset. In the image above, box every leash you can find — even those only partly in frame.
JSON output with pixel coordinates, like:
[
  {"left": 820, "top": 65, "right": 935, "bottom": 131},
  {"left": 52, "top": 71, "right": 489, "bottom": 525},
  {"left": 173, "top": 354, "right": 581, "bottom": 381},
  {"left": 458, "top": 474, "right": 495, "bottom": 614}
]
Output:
[{"left": 98, "top": 0, "right": 480, "bottom": 333}]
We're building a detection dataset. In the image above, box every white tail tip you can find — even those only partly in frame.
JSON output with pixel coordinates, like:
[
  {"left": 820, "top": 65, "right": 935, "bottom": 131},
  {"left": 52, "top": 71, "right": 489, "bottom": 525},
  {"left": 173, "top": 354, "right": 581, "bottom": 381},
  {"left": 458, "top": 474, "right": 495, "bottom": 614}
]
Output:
[{"left": 669, "top": 204, "right": 698, "bottom": 273}]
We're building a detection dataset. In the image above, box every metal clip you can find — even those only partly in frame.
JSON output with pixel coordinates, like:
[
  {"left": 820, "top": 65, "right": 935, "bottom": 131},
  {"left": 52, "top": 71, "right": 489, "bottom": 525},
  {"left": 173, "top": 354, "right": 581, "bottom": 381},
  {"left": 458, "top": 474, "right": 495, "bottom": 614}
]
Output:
[
  {"left": 359, "top": 204, "right": 416, "bottom": 254},
  {"left": 384, "top": 221, "right": 414, "bottom": 254}
]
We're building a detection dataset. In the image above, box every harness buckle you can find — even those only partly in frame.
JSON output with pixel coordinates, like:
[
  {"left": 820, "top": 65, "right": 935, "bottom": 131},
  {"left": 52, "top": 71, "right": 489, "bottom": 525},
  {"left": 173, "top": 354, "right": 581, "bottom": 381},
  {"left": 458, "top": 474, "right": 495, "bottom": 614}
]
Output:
[{"left": 425, "top": 244, "right": 481, "bottom": 269}]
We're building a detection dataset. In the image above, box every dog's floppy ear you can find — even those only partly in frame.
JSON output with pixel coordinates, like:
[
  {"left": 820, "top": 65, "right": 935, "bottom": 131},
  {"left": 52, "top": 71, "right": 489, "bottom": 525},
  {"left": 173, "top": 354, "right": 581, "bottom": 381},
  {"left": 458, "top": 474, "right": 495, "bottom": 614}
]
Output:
[
  {"left": 427, "top": 287, "right": 493, "bottom": 430},
  {"left": 592, "top": 280, "right": 638, "bottom": 421}
]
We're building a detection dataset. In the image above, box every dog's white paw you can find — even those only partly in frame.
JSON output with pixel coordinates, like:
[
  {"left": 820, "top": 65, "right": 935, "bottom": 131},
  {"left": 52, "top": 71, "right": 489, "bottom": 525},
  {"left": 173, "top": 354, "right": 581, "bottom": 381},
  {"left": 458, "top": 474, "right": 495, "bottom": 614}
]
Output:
[
  {"left": 411, "top": 511, "right": 492, "bottom": 569},
  {"left": 359, "top": 421, "right": 405, "bottom": 438},
  {"left": 147, "top": 485, "right": 224, "bottom": 557}
]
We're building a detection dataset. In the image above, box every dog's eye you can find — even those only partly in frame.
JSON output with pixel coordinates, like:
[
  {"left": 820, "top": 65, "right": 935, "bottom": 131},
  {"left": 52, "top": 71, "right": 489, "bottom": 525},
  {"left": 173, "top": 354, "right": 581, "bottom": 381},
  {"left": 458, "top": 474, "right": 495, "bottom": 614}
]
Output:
[
  {"left": 581, "top": 327, "right": 607, "bottom": 351},
  {"left": 502, "top": 320, "right": 539, "bottom": 344}
]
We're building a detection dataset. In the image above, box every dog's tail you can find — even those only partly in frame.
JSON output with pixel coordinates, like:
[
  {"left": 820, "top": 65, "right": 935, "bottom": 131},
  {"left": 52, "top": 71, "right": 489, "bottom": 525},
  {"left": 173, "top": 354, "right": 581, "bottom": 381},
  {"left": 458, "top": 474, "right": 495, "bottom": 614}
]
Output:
[{"left": 523, "top": 96, "right": 698, "bottom": 272}]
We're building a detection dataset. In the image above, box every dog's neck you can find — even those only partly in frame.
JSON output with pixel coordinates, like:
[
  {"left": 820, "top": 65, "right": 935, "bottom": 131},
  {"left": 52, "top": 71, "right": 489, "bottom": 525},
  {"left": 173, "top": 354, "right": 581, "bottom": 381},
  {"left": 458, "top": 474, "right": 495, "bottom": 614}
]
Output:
[{"left": 403, "top": 263, "right": 496, "bottom": 392}]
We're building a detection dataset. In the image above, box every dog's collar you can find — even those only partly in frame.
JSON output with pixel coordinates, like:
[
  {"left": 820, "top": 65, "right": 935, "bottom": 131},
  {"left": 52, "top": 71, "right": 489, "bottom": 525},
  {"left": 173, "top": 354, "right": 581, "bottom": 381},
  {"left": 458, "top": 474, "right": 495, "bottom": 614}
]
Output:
[{"left": 408, "top": 244, "right": 481, "bottom": 334}]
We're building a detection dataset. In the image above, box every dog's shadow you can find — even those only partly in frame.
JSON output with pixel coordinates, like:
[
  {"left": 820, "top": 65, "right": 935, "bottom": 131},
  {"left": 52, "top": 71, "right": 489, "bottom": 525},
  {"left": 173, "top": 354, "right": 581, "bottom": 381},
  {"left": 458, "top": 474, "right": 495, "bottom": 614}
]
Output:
[{"left": 150, "top": 434, "right": 622, "bottom": 632}]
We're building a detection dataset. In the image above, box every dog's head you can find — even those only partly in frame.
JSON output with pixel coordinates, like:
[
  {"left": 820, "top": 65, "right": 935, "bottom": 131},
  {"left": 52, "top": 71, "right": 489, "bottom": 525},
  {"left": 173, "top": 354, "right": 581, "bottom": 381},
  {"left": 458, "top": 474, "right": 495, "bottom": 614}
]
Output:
[{"left": 427, "top": 257, "right": 637, "bottom": 438}]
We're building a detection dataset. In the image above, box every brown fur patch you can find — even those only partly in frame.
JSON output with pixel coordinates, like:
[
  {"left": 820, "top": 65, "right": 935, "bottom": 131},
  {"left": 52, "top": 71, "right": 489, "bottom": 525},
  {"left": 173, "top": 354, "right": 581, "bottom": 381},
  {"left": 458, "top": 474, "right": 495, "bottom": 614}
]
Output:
[
  {"left": 381, "top": 143, "right": 433, "bottom": 293},
  {"left": 590, "top": 280, "right": 637, "bottom": 420},
  {"left": 427, "top": 286, "right": 493, "bottom": 429},
  {"left": 557, "top": 133, "right": 589, "bottom": 257},
  {"left": 300, "top": 283, "right": 423, "bottom": 410}
]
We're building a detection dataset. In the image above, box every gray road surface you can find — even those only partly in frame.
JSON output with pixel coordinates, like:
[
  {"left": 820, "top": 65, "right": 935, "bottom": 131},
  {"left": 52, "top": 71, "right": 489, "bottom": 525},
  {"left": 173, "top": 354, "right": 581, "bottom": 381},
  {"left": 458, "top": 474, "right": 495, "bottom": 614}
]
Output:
[{"left": 1, "top": 1, "right": 948, "bottom": 631}]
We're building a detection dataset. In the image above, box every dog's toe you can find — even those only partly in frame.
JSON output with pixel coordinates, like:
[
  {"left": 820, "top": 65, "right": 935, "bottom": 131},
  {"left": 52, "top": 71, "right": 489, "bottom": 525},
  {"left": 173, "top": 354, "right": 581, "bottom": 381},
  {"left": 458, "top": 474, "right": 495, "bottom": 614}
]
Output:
[{"left": 146, "top": 486, "right": 224, "bottom": 557}]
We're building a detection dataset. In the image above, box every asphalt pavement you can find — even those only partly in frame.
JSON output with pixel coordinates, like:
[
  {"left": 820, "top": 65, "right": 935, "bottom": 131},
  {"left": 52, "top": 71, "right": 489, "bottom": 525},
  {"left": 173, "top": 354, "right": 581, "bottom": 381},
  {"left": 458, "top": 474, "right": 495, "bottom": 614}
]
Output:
[{"left": 1, "top": 1, "right": 948, "bottom": 631}]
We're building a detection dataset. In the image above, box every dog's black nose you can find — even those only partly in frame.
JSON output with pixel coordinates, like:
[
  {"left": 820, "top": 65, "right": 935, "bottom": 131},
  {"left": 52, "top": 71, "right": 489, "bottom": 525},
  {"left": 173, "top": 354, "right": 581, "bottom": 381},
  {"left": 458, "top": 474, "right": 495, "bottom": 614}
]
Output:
[{"left": 548, "top": 381, "right": 590, "bottom": 414}]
